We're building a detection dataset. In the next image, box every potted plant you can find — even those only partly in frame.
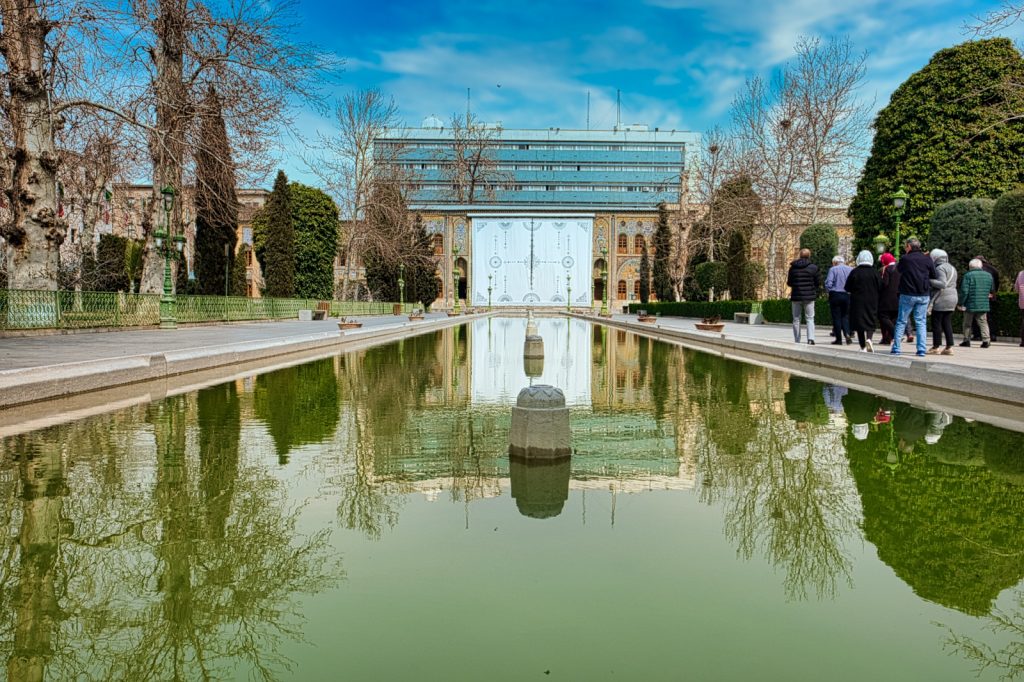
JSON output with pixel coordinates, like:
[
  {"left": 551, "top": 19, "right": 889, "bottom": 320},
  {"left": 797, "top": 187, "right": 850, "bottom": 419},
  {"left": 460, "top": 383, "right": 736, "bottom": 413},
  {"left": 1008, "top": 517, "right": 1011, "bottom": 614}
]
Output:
[
  {"left": 637, "top": 309, "right": 657, "bottom": 323},
  {"left": 695, "top": 315, "right": 725, "bottom": 332},
  {"left": 408, "top": 307, "right": 425, "bottom": 321},
  {"left": 338, "top": 317, "right": 363, "bottom": 330}
]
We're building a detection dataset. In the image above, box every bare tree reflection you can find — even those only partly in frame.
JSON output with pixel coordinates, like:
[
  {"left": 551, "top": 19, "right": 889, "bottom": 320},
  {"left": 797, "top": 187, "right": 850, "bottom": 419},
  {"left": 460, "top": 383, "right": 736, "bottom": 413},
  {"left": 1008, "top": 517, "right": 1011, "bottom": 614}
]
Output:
[
  {"left": 692, "top": 359, "right": 858, "bottom": 601},
  {"left": 944, "top": 589, "right": 1024, "bottom": 680}
]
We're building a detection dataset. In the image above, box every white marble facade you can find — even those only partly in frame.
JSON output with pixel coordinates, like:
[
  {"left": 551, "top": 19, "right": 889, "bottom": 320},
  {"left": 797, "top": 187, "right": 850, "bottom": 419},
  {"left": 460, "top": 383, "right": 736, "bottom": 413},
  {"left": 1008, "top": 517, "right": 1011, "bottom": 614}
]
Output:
[{"left": 471, "top": 217, "right": 593, "bottom": 307}]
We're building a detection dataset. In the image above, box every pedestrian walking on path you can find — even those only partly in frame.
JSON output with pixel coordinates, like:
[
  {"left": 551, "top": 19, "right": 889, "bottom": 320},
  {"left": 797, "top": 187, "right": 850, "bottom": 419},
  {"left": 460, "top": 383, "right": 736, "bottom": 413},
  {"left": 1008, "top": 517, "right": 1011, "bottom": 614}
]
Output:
[
  {"left": 960, "top": 258, "right": 995, "bottom": 348},
  {"left": 892, "top": 238, "right": 938, "bottom": 357},
  {"left": 1014, "top": 268, "right": 1024, "bottom": 347},
  {"left": 878, "top": 252, "right": 900, "bottom": 345},
  {"left": 974, "top": 256, "right": 1001, "bottom": 342},
  {"left": 787, "top": 248, "right": 820, "bottom": 345},
  {"left": 927, "top": 248, "right": 957, "bottom": 355},
  {"left": 826, "top": 255, "right": 853, "bottom": 345},
  {"left": 845, "top": 250, "right": 881, "bottom": 352}
]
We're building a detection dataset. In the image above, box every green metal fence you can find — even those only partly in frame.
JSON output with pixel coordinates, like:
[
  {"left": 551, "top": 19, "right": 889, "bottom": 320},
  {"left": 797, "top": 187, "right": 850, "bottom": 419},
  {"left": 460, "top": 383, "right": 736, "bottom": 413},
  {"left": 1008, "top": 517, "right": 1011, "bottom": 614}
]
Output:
[{"left": 0, "top": 289, "right": 416, "bottom": 332}]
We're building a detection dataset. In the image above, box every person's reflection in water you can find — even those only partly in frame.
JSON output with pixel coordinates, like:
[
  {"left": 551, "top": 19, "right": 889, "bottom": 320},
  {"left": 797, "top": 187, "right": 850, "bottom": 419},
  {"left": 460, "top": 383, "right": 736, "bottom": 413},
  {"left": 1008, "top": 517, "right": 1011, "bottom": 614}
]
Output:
[
  {"left": 784, "top": 376, "right": 829, "bottom": 425},
  {"left": 509, "top": 457, "right": 571, "bottom": 519},
  {"left": 842, "top": 389, "right": 879, "bottom": 441},
  {"left": 822, "top": 384, "right": 848, "bottom": 415},
  {"left": 924, "top": 411, "right": 952, "bottom": 445}
]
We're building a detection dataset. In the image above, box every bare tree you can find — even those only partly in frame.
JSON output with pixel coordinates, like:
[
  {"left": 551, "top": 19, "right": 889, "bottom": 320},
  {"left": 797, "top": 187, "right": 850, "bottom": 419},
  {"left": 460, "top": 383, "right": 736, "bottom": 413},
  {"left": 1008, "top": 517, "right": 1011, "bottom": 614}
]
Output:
[
  {"left": 309, "top": 88, "right": 406, "bottom": 301},
  {"left": 790, "top": 36, "right": 870, "bottom": 223},
  {"left": 1, "top": 0, "right": 326, "bottom": 293},
  {"left": 971, "top": 1, "right": 1024, "bottom": 34},
  {"left": 732, "top": 73, "right": 805, "bottom": 297},
  {"left": 438, "top": 112, "right": 509, "bottom": 204}
]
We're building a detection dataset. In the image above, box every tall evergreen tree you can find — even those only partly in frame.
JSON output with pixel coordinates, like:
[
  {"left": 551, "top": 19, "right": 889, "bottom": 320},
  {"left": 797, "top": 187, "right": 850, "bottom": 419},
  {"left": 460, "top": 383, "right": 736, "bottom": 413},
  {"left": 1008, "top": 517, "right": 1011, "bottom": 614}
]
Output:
[
  {"left": 639, "top": 245, "right": 651, "bottom": 305},
  {"left": 262, "top": 170, "right": 294, "bottom": 297},
  {"left": 652, "top": 203, "right": 675, "bottom": 302},
  {"left": 231, "top": 246, "right": 249, "bottom": 296},
  {"left": 727, "top": 230, "right": 751, "bottom": 299},
  {"left": 849, "top": 39, "right": 1024, "bottom": 247},
  {"left": 193, "top": 86, "right": 239, "bottom": 295},
  {"left": 406, "top": 214, "right": 441, "bottom": 308},
  {"left": 290, "top": 182, "right": 339, "bottom": 299}
]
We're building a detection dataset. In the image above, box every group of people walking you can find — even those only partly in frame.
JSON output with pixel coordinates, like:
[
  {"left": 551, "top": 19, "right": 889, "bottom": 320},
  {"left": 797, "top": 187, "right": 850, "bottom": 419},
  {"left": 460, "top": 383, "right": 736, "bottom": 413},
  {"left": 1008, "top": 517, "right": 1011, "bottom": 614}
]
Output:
[{"left": 787, "top": 239, "right": 1022, "bottom": 357}]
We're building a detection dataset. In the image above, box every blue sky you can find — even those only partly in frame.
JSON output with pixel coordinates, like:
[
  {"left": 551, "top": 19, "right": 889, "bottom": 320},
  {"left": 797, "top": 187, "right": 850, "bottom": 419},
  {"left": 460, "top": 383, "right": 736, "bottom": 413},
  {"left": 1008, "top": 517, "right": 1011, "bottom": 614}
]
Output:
[{"left": 281, "top": 0, "right": 1021, "bottom": 182}]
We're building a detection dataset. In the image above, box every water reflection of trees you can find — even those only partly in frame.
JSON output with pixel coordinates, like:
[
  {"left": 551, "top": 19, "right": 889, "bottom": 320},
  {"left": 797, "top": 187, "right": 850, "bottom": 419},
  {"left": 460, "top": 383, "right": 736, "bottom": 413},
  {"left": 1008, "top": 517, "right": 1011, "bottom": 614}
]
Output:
[
  {"left": 0, "top": 387, "right": 341, "bottom": 681},
  {"left": 254, "top": 357, "right": 341, "bottom": 464},
  {"left": 688, "top": 353, "right": 858, "bottom": 601},
  {"left": 944, "top": 589, "right": 1024, "bottom": 680},
  {"left": 846, "top": 401, "right": 1024, "bottom": 616}
]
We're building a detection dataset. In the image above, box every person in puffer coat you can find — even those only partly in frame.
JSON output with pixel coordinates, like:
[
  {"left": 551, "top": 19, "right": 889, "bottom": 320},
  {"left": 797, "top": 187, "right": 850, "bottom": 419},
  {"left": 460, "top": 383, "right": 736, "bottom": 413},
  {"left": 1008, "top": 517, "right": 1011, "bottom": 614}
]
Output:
[
  {"left": 959, "top": 258, "right": 994, "bottom": 348},
  {"left": 787, "top": 248, "right": 820, "bottom": 344},
  {"left": 927, "top": 248, "right": 957, "bottom": 355}
]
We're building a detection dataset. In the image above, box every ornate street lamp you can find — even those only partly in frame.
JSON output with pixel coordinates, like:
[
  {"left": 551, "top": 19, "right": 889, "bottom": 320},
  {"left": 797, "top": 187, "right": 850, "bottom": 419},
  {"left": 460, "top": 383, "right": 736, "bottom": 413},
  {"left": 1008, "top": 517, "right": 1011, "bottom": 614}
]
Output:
[
  {"left": 873, "top": 231, "right": 890, "bottom": 256},
  {"left": 487, "top": 273, "right": 493, "bottom": 311},
  {"left": 452, "top": 243, "right": 461, "bottom": 314},
  {"left": 600, "top": 244, "right": 609, "bottom": 317},
  {"left": 891, "top": 186, "right": 908, "bottom": 257},
  {"left": 156, "top": 184, "right": 183, "bottom": 329},
  {"left": 398, "top": 263, "right": 405, "bottom": 308}
]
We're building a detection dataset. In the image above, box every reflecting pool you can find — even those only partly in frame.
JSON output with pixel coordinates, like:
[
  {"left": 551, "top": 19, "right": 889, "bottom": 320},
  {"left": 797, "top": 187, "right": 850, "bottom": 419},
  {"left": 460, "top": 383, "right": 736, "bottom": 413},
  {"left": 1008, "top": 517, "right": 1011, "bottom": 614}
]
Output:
[{"left": 2, "top": 317, "right": 1024, "bottom": 681}]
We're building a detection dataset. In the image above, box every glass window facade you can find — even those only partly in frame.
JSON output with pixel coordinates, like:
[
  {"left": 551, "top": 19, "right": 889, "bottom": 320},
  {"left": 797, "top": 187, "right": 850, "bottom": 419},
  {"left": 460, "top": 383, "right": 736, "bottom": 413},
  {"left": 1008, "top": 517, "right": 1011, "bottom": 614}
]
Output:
[{"left": 375, "top": 127, "right": 699, "bottom": 211}]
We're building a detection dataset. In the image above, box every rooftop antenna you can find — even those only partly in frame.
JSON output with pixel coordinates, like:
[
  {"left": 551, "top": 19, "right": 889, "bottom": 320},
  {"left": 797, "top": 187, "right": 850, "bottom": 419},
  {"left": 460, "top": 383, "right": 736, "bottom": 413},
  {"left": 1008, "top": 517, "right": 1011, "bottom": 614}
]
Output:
[
  {"left": 616, "top": 89, "right": 621, "bottom": 131},
  {"left": 587, "top": 90, "right": 591, "bottom": 131}
]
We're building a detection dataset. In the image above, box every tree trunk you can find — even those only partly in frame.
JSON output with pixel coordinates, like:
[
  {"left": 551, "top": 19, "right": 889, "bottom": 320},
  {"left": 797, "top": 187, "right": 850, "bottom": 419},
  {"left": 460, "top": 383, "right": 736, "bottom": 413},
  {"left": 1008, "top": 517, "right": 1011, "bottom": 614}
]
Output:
[
  {"left": 140, "top": 0, "right": 188, "bottom": 294},
  {"left": 0, "top": 0, "right": 65, "bottom": 291}
]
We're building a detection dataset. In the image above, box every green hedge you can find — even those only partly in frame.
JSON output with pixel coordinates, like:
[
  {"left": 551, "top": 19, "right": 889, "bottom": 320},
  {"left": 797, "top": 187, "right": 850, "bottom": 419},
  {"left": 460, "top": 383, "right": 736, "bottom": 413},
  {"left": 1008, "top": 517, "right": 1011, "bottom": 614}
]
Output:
[
  {"left": 631, "top": 293, "right": 1022, "bottom": 338},
  {"left": 628, "top": 300, "right": 753, "bottom": 318}
]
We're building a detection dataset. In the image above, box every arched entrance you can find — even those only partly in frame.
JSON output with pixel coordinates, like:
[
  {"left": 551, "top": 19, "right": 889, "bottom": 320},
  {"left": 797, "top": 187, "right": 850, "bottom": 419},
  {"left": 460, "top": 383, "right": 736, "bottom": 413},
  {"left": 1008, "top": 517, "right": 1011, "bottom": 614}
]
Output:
[
  {"left": 593, "top": 258, "right": 606, "bottom": 303},
  {"left": 455, "top": 257, "right": 468, "bottom": 301}
]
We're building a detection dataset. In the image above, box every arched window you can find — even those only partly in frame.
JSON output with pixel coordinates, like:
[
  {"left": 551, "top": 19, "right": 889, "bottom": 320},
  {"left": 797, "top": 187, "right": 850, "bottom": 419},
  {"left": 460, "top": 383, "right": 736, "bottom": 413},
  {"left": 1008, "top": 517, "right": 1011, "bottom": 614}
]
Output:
[
  {"left": 432, "top": 234, "right": 444, "bottom": 256},
  {"left": 617, "top": 234, "right": 628, "bottom": 254},
  {"left": 634, "top": 234, "right": 646, "bottom": 254},
  {"left": 633, "top": 280, "right": 640, "bottom": 299},
  {"left": 617, "top": 280, "right": 627, "bottom": 299}
]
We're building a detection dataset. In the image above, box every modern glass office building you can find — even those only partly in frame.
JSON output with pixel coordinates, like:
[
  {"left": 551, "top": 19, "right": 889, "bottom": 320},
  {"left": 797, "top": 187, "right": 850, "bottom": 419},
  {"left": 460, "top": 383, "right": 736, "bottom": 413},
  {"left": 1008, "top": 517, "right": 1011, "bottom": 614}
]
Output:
[{"left": 381, "top": 122, "right": 699, "bottom": 211}]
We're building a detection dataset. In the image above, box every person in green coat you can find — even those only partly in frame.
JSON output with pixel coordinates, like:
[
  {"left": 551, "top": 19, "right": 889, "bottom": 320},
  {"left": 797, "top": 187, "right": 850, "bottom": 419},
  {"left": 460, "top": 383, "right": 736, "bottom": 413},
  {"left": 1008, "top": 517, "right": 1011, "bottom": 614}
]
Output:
[{"left": 959, "top": 258, "right": 995, "bottom": 348}]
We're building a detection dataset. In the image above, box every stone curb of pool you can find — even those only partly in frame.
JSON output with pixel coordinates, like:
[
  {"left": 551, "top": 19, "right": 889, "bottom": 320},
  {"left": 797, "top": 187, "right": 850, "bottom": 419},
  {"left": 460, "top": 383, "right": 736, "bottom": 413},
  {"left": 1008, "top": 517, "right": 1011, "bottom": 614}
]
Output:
[
  {"left": 0, "top": 312, "right": 490, "bottom": 409},
  {"left": 580, "top": 313, "right": 1024, "bottom": 408}
]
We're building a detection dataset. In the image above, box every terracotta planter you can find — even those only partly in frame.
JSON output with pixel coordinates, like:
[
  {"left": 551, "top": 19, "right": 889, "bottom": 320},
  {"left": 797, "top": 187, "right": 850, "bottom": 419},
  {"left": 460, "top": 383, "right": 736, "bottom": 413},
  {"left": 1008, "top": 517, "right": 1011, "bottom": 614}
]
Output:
[
  {"left": 338, "top": 321, "right": 363, "bottom": 330},
  {"left": 695, "top": 323, "right": 725, "bottom": 332},
  {"left": 638, "top": 316, "right": 657, "bottom": 323},
  {"left": 447, "top": 311, "right": 461, "bottom": 317},
  {"left": 408, "top": 314, "right": 424, "bottom": 321}
]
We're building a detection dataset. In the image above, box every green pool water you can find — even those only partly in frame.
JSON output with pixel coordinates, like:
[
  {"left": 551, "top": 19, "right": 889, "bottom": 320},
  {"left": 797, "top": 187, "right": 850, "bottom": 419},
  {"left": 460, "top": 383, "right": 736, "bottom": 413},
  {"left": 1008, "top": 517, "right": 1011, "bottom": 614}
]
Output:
[{"left": 2, "top": 317, "right": 1023, "bottom": 681}]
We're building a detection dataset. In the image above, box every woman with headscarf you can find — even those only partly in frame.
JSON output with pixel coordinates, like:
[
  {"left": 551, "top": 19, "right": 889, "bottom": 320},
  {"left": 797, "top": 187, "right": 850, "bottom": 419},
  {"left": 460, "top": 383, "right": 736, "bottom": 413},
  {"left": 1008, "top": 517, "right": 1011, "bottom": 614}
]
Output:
[
  {"left": 845, "top": 250, "right": 882, "bottom": 352},
  {"left": 877, "top": 252, "right": 900, "bottom": 344},
  {"left": 927, "top": 248, "right": 957, "bottom": 355}
]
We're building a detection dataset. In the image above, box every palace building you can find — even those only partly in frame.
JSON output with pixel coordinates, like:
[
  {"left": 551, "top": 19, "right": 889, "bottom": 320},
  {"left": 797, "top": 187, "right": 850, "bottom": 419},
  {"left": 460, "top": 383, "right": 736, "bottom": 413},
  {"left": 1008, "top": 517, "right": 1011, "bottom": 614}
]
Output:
[
  {"left": 381, "top": 120, "right": 852, "bottom": 309},
  {"left": 382, "top": 121, "right": 700, "bottom": 309}
]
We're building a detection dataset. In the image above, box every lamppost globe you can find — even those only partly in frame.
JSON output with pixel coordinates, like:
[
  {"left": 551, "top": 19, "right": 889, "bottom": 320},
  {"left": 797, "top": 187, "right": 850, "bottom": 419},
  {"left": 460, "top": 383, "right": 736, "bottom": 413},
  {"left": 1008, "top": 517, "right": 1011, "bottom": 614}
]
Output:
[
  {"left": 890, "top": 186, "right": 909, "bottom": 259},
  {"left": 873, "top": 232, "right": 890, "bottom": 255}
]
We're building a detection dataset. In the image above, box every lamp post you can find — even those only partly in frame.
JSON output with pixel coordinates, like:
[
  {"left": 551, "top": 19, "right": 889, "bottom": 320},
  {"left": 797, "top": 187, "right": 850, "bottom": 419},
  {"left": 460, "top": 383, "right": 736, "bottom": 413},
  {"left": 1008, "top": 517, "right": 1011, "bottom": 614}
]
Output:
[
  {"left": 891, "top": 186, "right": 908, "bottom": 257},
  {"left": 600, "top": 244, "right": 609, "bottom": 317},
  {"left": 224, "top": 242, "right": 230, "bottom": 297},
  {"left": 398, "top": 263, "right": 405, "bottom": 308},
  {"left": 156, "top": 185, "right": 182, "bottom": 329},
  {"left": 566, "top": 273, "right": 572, "bottom": 312},
  {"left": 487, "top": 273, "right": 492, "bottom": 311},
  {"left": 452, "top": 244, "right": 461, "bottom": 314},
  {"left": 873, "top": 231, "right": 890, "bottom": 256}
]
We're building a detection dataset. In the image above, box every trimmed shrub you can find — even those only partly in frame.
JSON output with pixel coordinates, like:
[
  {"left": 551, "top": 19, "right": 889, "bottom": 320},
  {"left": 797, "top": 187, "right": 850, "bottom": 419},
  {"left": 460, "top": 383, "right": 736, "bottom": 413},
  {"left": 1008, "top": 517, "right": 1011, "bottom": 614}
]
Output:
[
  {"left": 694, "top": 261, "right": 728, "bottom": 296},
  {"left": 928, "top": 198, "right": 995, "bottom": 273},
  {"left": 799, "top": 223, "right": 839, "bottom": 285},
  {"left": 991, "top": 188, "right": 1024, "bottom": 281}
]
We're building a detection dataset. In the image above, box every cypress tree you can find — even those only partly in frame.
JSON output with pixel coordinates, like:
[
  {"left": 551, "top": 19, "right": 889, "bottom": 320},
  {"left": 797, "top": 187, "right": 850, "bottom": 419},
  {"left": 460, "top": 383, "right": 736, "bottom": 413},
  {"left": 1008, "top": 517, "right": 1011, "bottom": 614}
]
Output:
[
  {"left": 652, "top": 203, "right": 675, "bottom": 302},
  {"left": 290, "top": 182, "right": 339, "bottom": 299},
  {"left": 193, "top": 86, "right": 239, "bottom": 295},
  {"left": 407, "top": 214, "right": 441, "bottom": 308},
  {"left": 262, "top": 170, "right": 294, "bottom": 297},
  {"left": 231, "top": 246, "right": 249, "bottom": 296},
  {"left": 639, "top": 245, "right": 651, "bottom": 305}
]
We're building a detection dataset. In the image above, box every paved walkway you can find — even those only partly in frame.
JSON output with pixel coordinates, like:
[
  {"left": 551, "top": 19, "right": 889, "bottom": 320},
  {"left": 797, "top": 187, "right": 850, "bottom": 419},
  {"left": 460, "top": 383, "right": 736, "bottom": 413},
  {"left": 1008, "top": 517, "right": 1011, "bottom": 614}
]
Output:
[
  {"left": 0, "top": 313, "right": 447, "bottom": 371},
  {"left": 615, "top": 314, "right": 1024, "bottom": 375}
]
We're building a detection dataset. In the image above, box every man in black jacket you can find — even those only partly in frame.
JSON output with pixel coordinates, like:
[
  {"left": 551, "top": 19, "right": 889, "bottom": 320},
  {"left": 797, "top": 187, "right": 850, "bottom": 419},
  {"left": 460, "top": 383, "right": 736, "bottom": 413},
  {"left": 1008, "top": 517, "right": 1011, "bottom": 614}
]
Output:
[
  {"left": 892, "top": 238, "right": 938, "bottom": 357},
  {"left": 787, "top": 248, "right": 820, "bottom": 344}
]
